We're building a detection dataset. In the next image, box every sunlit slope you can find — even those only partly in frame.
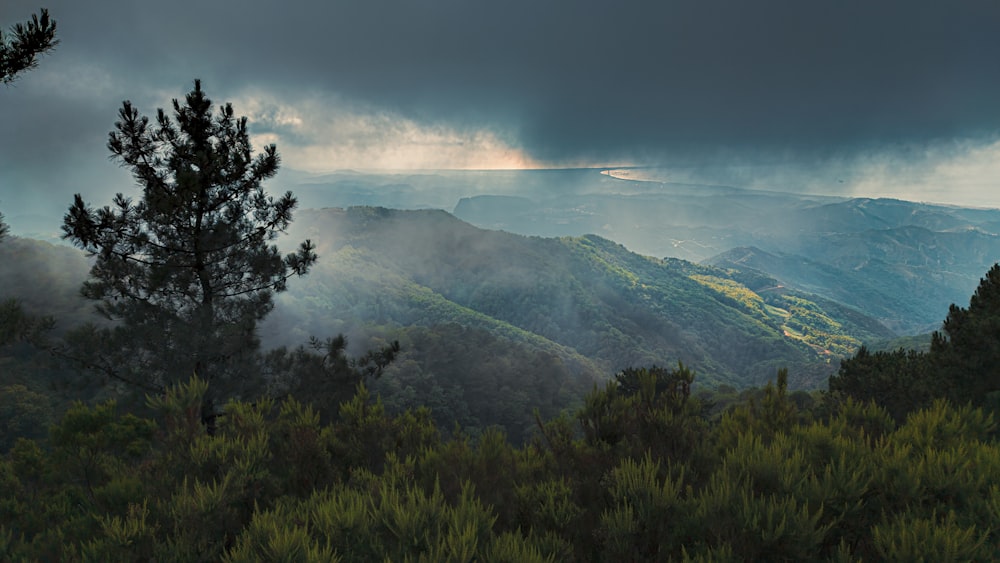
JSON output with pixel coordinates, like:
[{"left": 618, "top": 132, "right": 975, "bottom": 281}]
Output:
[
  {"left": 270, "top": 207, "right": 894, "bottom": 389},
  {"left": 3, "top": 207, "right": 897, "bottom": 392},
  {"left": 704, "top": 223, "right": 1000, "bottom": 335}
]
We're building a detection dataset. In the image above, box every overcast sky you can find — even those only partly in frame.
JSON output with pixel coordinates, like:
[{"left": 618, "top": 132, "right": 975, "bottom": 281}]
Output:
[{"left": 3, "top": 0, "right": 1000, "bottom": 217}]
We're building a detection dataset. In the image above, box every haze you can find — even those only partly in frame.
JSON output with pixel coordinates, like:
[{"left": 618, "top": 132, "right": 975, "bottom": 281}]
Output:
[{"left": 3, "top": 0, "right": 1000, "bottom": 221}]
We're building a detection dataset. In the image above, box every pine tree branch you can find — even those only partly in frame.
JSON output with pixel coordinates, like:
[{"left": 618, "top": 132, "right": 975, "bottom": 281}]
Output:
[{"left": 0, "top": 9, "right": 58, "bottom": 84}]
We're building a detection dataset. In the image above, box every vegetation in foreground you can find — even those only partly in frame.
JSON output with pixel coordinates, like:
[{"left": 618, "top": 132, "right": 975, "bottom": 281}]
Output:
[
  {"left": 2, "top": 364, "right": 998, "bottom": 561},
  {"left": 4, "top": 260, "right": 998, "bottom": 561},
  {"left": 2, "top": 54, "right": 998, "bottom": 559},
  {"left": 3, "top": 264, "right": 1000, "bottom": 560}
]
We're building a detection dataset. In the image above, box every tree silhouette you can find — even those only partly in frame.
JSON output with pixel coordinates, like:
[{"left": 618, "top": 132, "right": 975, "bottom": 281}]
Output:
[
  {"left": 1, "top": 8, "right": 57, "bottom": 238},
  {"left": 62, "top": 80, "right": 317, "bottom": 394},
  {"left": 1, "top": 8, "right": 57, "bottom": 84},
  {"left": 931, "top": 262, "right": 1000, "bottom": 408},
  {"left": 831, "top": 263, "right": 1000, "bottom": 419}
]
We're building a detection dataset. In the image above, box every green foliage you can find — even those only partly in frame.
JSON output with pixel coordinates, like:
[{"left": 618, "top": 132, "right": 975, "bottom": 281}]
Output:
[
  {"left": 0, "top": 299, "right": 48, "bottom": 349},
  {"left": 895, "top": 399, "right": 996, "bottom": 451},
  {"left": 61, "top": 80, "right": 317, "bottom": 396},
  {"left": 715, "top": 368, "right": 798, "bottom": 451},
  {"left": 689, "top": 274, "right": 770, "bottom": 319},
  {"left": 872, "top": 512, "right": 990, "bottom": 562},
  {"left": 932, "top": 262, "right": 1000, "bottom": 409},
  {"left": 580, "top": 363, "right": 707, "bottom": 459},
  {"left": 268, "top": 398, "right": 336, "bottom": 497},
  {"left": 80, "top": 501, "right": 159, "bottom": 562},
  {"left": 263, "top": 334, "right": 400, "bottom": 423},
  {"left": 833, "top": 263, "right": 1000, "bottom": 423},
  {"left": 267, "top": 206, "right": 886, "bottom": 396},
  {"left": 829, "top": 346, "right": 934, "bottom": 422},
  {"left": 332, "top": 384, "right": 440, "bottom": 478},
  {"left": 823, "top": 396, "right": 895, "bottom": 445},
  {"left": 0, "top": 8, "right": 57, "bottom": 84},
  {"left": 3, "top": 372, "right": 1000, "bottom": 560},
  {"left": 690, "top": 272, "right": 872, "bottom": 359},
  {"left": 598, "top": 454, "right": 686, "bottom": 560},
  {"left": 0, "top": 384, "right": 52, "bottom": 451},
  {"left": 227, "top": 457, "right": 532, "bottom": 562},
  {"left": 690, "top": 471, "right": 830, "bottom": 561},
  {"left": 224, "top": 504, "right": 339, "bottom": 562}
]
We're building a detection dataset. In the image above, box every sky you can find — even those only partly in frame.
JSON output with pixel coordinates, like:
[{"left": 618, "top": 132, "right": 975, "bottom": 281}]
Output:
[{"left": 3, "top": 0, "right": 1000, "bottom": 218}]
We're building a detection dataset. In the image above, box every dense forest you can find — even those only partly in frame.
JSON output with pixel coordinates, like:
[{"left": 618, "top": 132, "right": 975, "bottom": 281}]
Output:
[
  {"left": 2, "top": 46, "right": 999, "bottom": 559},
  {"left": 3, "top": 204, "right": 909, "bottom": 443},
  {"left": 2, "top": 334, "right": 1000, "bottom": 560},
  {"left": 452, "top": 184, "right": 1000, "bottom": 336},
  {"left": 5, "top": 154, "right": 1000, "bottom": 563},
  {"left": 244, "top": 205, "right": 900, "bottom": 394}
]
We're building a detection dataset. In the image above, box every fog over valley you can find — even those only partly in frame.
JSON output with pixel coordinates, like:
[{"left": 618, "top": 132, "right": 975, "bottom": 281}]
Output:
[
  {"left": 4, "top": 3, "right": 1000, "bottom": 559},
  {"left": 4, "top": 0, "right": 1000, "bottom": 407}
]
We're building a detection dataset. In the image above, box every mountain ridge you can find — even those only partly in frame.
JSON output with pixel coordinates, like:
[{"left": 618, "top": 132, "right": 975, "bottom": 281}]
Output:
[{"left": 267, "top": 207, "right": 896, "bottom": 390}]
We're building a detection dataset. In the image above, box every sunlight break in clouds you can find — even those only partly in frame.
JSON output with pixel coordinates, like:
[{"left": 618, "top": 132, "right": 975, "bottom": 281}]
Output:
[
  {"left": 606, "top": 138, "right": 1000, "bottom": 210},
  {"left": 233, "top": 91, "right": 540, "bottom": 172},
  {"left": 845, "top": 139, "right": 1000, "bottom": 208}
]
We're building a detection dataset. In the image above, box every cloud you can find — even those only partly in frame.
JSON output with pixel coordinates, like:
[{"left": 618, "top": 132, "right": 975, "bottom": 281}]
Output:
[
  {"left": 231, "top": 90, "right": 539, "bottom": 171},
  {"left": 621, "top": 138, "right": 1000, "bottom": 208},
  {"left": 844, "top": 139, "right": 1000, "bottom": 207},
  {"left": 13, "top": 0, "right": 1000, "bottom": 158},
  {"left": 3, "top": 0, "right": 1000, "bottom": 210}
]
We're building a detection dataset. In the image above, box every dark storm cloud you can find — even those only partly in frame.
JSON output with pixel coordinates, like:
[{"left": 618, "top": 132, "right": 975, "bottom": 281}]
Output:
[{"left": 4, "top": 0, "right": 1000, "bottom": 169}]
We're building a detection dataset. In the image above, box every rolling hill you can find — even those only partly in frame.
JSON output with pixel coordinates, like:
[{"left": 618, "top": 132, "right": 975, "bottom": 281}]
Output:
[
  {"left": 264, "top": 207, "right": 895, "bottom": 392},
  {"left": 0, "top": 206, "right": 908, "bottom": 439}
]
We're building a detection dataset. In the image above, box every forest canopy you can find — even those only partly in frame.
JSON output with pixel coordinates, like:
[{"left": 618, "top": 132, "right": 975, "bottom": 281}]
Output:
[
  {"left": 0, "top": 8, "right": 57, "bottom": 84},
  {"left": 1, "top": 358, "right": 998, "bottom": 560},
  {"left": 2, "top": 262, "right": 1000, "bottom": 559},
  {"left": 2, "top": 57, "right": 999, "bottom": 559},
  {"left": 61, "top": 80, "right": 317, "bottom": 397}
]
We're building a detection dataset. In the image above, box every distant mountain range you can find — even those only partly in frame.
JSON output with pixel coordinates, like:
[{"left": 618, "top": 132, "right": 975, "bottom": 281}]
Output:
[
  {"left": 260, "top": 207, "right": 897, "bottom": 392},
  {"left": 257, "top": 168, "right": 1000, "bottom": 336},
  {"left": 448, "top": 175, "right": 1000, "bottom": 335},
  {"left": 6, "top": 169, "right": 999, "bottom": 409},
  {"left": 9, "top": 205, "right": 909, "bottom": 439}
]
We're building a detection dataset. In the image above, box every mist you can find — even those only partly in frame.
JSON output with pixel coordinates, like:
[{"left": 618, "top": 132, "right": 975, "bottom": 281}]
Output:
[
  {"left": 5, "top": 3, "right": 1000, "bottom": 554},
  {"left": 4, "top": 0, "right": 1000, "bottom": 223}
]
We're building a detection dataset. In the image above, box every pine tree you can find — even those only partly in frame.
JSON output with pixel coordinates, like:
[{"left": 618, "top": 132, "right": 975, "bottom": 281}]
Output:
[
  {"left": 0, "top": 9, "right": 57, "bottom": 84},
  {"left": 931, "top": 262, "right": 1000, "bottom": 408},
  {"left": 832, "top": 263, "right": 1000, "bottom": 419},
  {"left": 828, "top": 346, "right": 933, "bottom": 422},
  {"left": 62, "top": 80, "right": 317, "bottom": 395},
  {"left": 1, "top": 8, "right": 56, "bottom": 237}
]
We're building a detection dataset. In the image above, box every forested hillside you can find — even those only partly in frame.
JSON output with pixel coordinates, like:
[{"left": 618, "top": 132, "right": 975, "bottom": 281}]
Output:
[
  {"left": 11, "top": 169, "right": 1000, "bottom": 338},
  {"left": 707, "top": 222, "right": 1000, "bottom": 334},
  {"left": 2, "top": 206, "right": 899, "bottom": 441},
  {"left": 289, "top": 170, "right": 1000, "bottom": 338},
  {"left": 704, "top": 245, "right": 948, "bottom": 334},
  {"left": 265, "top": 207, "right": 894, "bottom": 393},
  {"left": 5, "top": 4, "right": 1000, "bottom": 559},
  {"left": 4, "top": 361, "right": 999, "bottom": 560},
  {"left": 5, "top": 232, "right": 1000, "bottom": 559},
  {"left": 450, "top": 171, "right": 1000, "bottom": 335},
  {"left": 3, "top": 163, "right": 998, "bottom": 563}
]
